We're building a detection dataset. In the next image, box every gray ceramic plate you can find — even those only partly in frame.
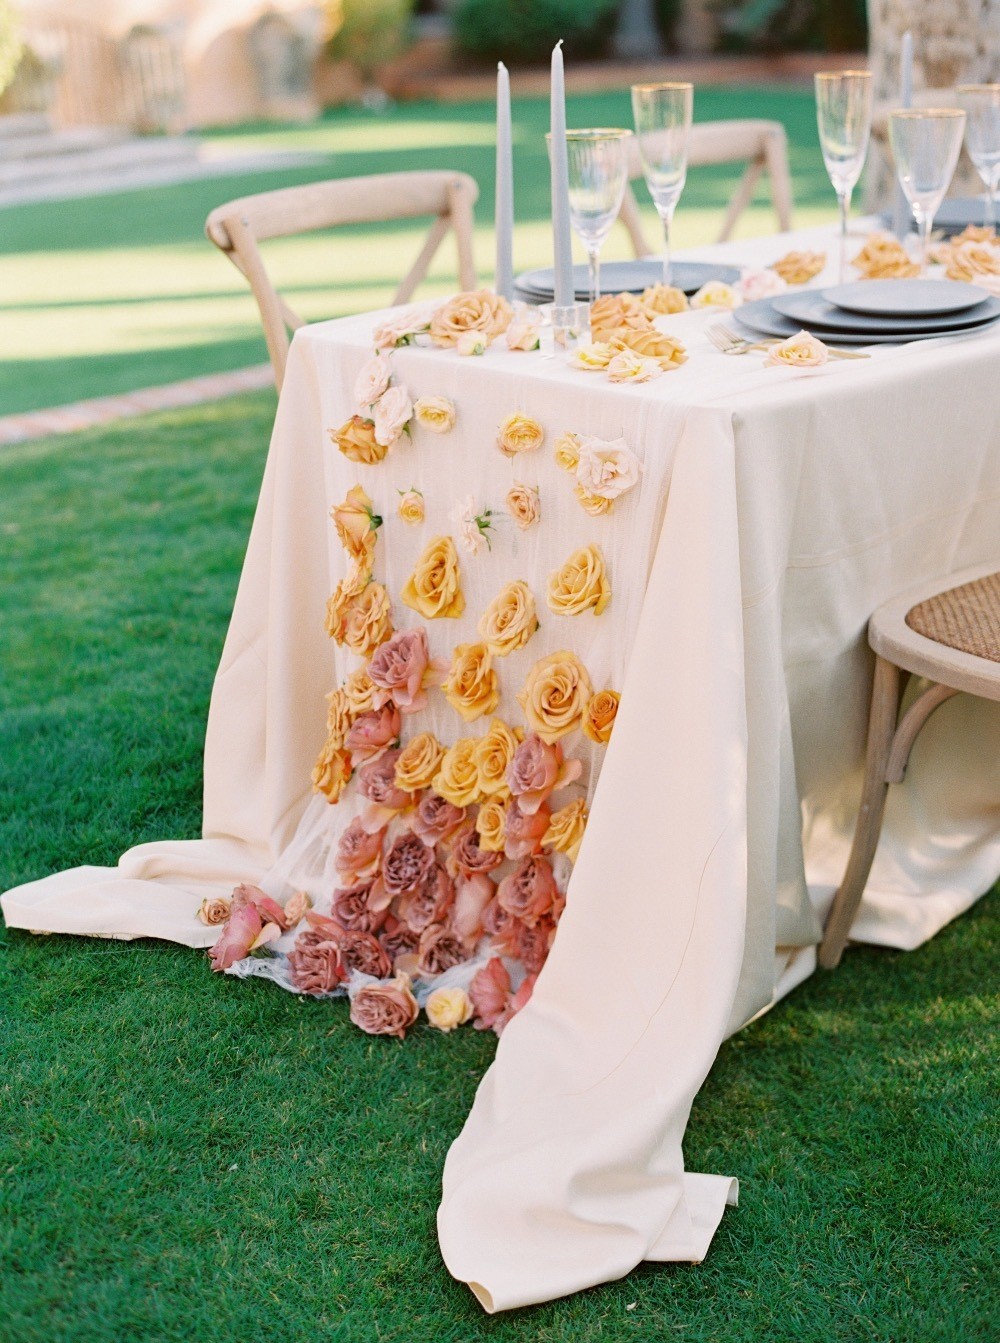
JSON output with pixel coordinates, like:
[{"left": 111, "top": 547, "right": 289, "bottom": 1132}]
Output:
[
  {"left": 823, "top": 279, "right": 990, "bottom": 317},
  {"left": 879, "top": 197, "right": 993, "bottom": 237},
  {"left": 734, "top": 298, "right": 1000, "bottom": 345},
  {"left": 513, "top": 260, "right": 740, "bottom": 304},
  {"left": 772, "top": 289, "right": 1000, "bottom": 334}
]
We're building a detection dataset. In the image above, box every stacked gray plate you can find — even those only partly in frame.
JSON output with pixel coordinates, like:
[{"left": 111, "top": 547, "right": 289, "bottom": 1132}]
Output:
[
  {"left": 734, "top": 279, "right": 1000, "bottom": 347},
  {"left": 513, "top": 259, "right": 740, "bottom": 306}
]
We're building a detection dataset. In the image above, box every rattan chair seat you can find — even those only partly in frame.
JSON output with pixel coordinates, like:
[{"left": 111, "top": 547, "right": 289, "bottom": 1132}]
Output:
[{"left": 905, "top": 571, "right": 1000, "bottom": 664}]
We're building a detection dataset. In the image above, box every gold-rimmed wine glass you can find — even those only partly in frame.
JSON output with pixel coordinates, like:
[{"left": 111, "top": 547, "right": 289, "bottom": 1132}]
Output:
[
  {"left": 955, "top": 85, "right": 1000, "bottom": 232},
  {"left": 630, "top": 82, "right": 693, "bottom": 286},
  {"left": 889, "top": 108, "right": 967, "bottom": 274},
  {"left": 815, "top": 70, "right": 873, "bottom": 282},
  {"left": 559, "top": 128, "right": 632, "bottom": 307}
]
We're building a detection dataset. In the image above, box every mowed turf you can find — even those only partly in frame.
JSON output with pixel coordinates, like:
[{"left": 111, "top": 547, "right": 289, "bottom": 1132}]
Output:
[
  {"left": 1, "top": 397, "right": 996, "bottom": 1342},
  {"left": 0, "top": 84, "right": 839, "bottom": 416}
]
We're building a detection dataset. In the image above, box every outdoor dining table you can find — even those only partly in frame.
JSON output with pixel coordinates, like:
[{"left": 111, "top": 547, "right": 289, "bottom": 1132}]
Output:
[{"left": 4, "top": 224, "right": 1000, "bottom": 1312}]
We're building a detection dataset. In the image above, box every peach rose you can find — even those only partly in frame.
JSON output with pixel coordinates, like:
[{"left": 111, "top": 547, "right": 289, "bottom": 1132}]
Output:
[
  {"left": 504, "top": 799, "right": 551, "bottom": 860},
  {"left": 506, "top": 482, "right": 540, "bottom": 530},
  {"left": 331, "top": 415, "right": 387, "bottom": 466},
  {"left": 574, "top": 484, "right": 614, "bottom": 516},
  {"left": 474, "top": 797, "right": 507, "bottom": 852},
  {"left": 312, "top": 736, "right": 352, "bottom": 802},
  {"left": 332, "top": 484, "right": 381, "bottom": 570},
  {"left": 447, "top": 824, "right": 505, "bottom": 879},
  {"left": 426, "top": 985, "right": 474, "bottom": 1031},
  {"left": 283, "top": 890, "right": 313, "bottom": 926},
  {"left": 583, "top": 688, "right": 620, "bottom": 744},
  {"left": 368, "top": 626, "right": 431, "bottom": 713},
  {"left": 497, "top": 854, "right": 558, "bottom": 926},
  {"left": 506, "top": 319, "right": 541, "bottom": 351},
  {"left": 430, "top": 289, "right": 512, "bottom": 347},
  {"left": 288, "top": 930, "right": 344, "bottom": 994},
  {"left": 354, "top": 352, "right": 392, "bottom": 408},
  {"left": 569, "top": 341, "right": 617, "bottom": 371},
  {"left": 473, "top": 717, "right": 519, "bottom": 798},
  {"left": 401, "top": 535, "right": 465, "bottom": 620},
  {"left": 345, "top": 702, "right": 401, "bottom": 767},
  {"left": 341, "top": 582, "right": 394, "bottom": 657},
  {"left": 506, "top": 732, "right": 582, "bottom": 815},
  {"left": 478, "top": 579, "right": 538, "bottom": 657},
  {"left": 575, "top": 435, "right": 642, "bottom": 500},
  {"left": 770, "top": 250, "right": 825, "bottom": 285},
  {"left": 518, "top": 650, "right": 593, "bottom": 742},
  {"left": 452, "top": 874, "right": 496, "bottom": 947},
  {"left": 469, "top": 957, "right": 512, "bottom": 1031},
  {"left": 324, "top": 566, "right": 365, "bottom": 641},
  {"left": 764, "top": 330, "right": 829, "bottom": 369},
  {"left": 547, "top": 543, "right": 611, "bottom": 617},
  {"left": 397, "top": 489, "right": 424, "bottom": 525},
  {"left": 690, "top": 281, "right": 741, "bottom": 309},
  {"left": 640, "top": 283, "right": 689, "bottom": 315},
  {"left": 373, "top": 383, "right": 413, "bottom": 448},
  {"left": 497, "top": 412, "right": 545, "bottom": 457},
  {"left": 442, "top": 642, "right": 500, "bottom": 723},
  {"left": 350, "top": 974, "right": 419, "bottom": 1039},
  {"left": 336, "top": 817, "right": 385, "bottom": 883},
  {"left": 325, "top": 687, "right": 355, "bottom": 746},
  {"left": 553, "top": 430, "right": 581, "bottom": 472},
  {"left": 411, "top": 792, "right": 467, "bottom": 847},
  {"left": 395, "top": 731, "right": 446, "bottom": 793},
  {"left": 543, "top": 797, "right": 588, "bottom": 861},
  {"left": 432, "top": 737, "right": 481, "bottom": 808},
  {"left": 197, "top": 896, "right": 231, "bottom": 926},
  {"left": 382, "top": 830, "right": 437, "bottom": 898},
  {"left": 413, "top": 395, "right": 457, "bottom": 433},
  {"left": 342, "top": 667, "right": 377, "bottom": 715},
  {"left": 607, "top": 349, "right": 662, "bottom": 383},
  {"left": 416, "top": 925, "right": 467, "bottom": 978},
  {"left": 611, "top": 327, "right": 686, "bottom": 370}
]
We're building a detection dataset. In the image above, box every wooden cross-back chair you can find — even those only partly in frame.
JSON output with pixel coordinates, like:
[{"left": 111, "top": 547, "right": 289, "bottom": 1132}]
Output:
[
  {"left": 206, "top": 170, "right": 478, "bottom": 392},
  {"left": 619, "top": 119, "right": 794, "bottom": 253}
]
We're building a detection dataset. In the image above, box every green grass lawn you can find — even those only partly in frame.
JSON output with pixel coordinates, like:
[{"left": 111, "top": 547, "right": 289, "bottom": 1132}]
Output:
[
  {"left": 1, "top": 399, "right": 997, "bottom": 1343},
  {"left": 0, "top": 86, "right": 838, "bottom": 417}
]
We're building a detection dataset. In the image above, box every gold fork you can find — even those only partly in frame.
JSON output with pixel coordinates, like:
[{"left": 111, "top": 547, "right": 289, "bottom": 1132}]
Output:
[{"left": 707, "top": 323, "right": 870, "bottom": 359}]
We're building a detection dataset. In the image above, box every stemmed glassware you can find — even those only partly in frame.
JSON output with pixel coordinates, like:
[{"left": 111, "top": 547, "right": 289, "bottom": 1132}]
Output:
[
  {"left": 630, "top": 82, "right": 693, "bottom": 286},
  {"left": 889, "top": 108, "right": 967, "bottom": 274},
  {"left": 814, "top": 70, "right": 873, "bottom": 282},
  {"left": 563, "top": 129, "right": 632, "bottom": 306},
  {"left": 955, "top": 85, "right": 1000, "bottom": 231}
]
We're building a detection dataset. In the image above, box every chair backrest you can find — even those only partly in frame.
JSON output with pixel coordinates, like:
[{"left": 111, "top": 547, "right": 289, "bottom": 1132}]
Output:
[
  {"left": 205, "top": 169, "right": 479, "bottom": 392},
  {"left": 619, "top": 118, "right": 794, "bottom": 255}
]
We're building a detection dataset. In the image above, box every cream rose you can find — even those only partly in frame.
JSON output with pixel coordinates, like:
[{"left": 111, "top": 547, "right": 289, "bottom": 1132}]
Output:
[
  {"left": 497, "top": 413, "right": 545, "bottom": 458},
  {"left": 575, "top": 435, "right": 642, "bottom": 501},
  {"left": 425, "top": 986, "right": 474, "bottom": 1032},
  {"left": 518, "top": 650, "right": 593, "bottom": 743},
  {"left": 474, "top": 797, "right": 507, "bottom": 852},
  {"left": 582, "top": 688, "right": 620, "bottom": 744},
  {"left": 569, "top": 341, "right": 616, "bottom": 371},
  {"left": 553, "top": 430, "right": 581, "bottom": 472},
  {"left": 606, "top": 350, "right": 662, "bottom": 383},
  {"left": 394, "top": 731, "right": 446, "bottom": 792},
  {"left": 547, "top": 544, "right": 611, "bottom": 617},
  {"left": 413, "top": 395, "right": 456, "bottom": 433},
  {"left": 430, "top": 289, "right": 512, "bottom": 347},
  {"left": 764, "top": 330, "right": 829, "bottom": 369},
  {"left": 574, "top": 484, "right": 614, "bottom": 516},
  {"left": 397, "top": 489, "right": 424, "bottom": 525},
  {"left": 457, "top": 331, "right": 487, "bottom": 356},
  {"left": 543, "top": 797, "right": 588, "bottom": 861},
  {"left": 473, "top": 718, "right": 519, "bottom": 798},
  {"left": 331, "top": 484, "right": 379, "bottom": 569},
  {"left": 373, "top": 383, "right": 413, "bottom": 447},
  {"left": 478, "top": 579, "right": 538, "bottom": 657},
  {"left": 432, "top": 737, "right": 482, "bottom": 807},
  {"left": 506, "top": 319, "right": 541, "bottom": 351},
  {"left": 401, "top": 535, "right": 465, "bottom": 620},
  {"left": 197, "top": 896, "right": 231, "bottom": 926},
  {"left": 690, "top": 281, "right": 741, "bottom": 309},
  {"left": 442, "top": 643, "right": 500, "bottom": 723},
  {"left": 354, "top": 352, "right": 392, "bottom": 408},
  {"left": 506, "top": 482, "right": 540, "bottom": 530},
  {"left": 330, "top": 415, "right": 387, "bottom": 466}
]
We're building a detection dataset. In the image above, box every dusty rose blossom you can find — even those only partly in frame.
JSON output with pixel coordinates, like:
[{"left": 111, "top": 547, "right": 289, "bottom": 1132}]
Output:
[
  {"left": 495, "top": 973, "right": 537, "bottom": 1035},
  {"left": 332, "top": 882, "right": 387, "bottom": 934},
  {"left": 398, "top": 864, "right": 454, "bottom": 933},
  {"left": 337, "top": 927, "right": 393, "bottom": 979},
  {"left": 287, "top": 930, "right": 344, "bottom": 994},
  {"left": 382, "top": 830, "right": 437, "bottom": 898},
  {"left": 505, "top": 482, "right": 540, "bottom": 530},
  {"left": 197, "top": 896, "right": 231, "bottom": 927},
  {"left": 344, "top": 702, "right": 401, "bottom": 767},
  {"left": 368, "top": 627, "right": 431, "bottom": 714},
  {"left": 451, "top": 873, "right": 496, "bottom": 948},
  {"left": 482, "top": 896, "right": 515, "bottom": 942},
  {"left": 373, "top": 383, "right": 413, "bottom": 447},
  {"left": 416, "top": 924, "right": 467, "bottom": 978},
  {"left": 506, "top": 733, "right": 582, "bottom": 815},
  {"left": 511, "top": 916, "right": 555, "bottom": 975},
  {"left": 469, "top": 957, "right": 512, "bottom": 1031},
  {"left": 335, "top": 818, "right": 386, "bottom": 883},
  {"left": 354, "top": 352, "right": 392, "bottom": 408},
  {"left": 497, "top": 854, "right": 558, "bottom": 926},
  {"left": 378, "top": 914, "right": 420, "bottom": 966},
  {"left": 504, "top": 800, "right": 551, "bottom": 860},
  {"left": 350, "top": 974, "right": 419, "bottom": 1039},
  {"left": 411, "top": 792, "right": 468, "bottom": 848},
  {"left": 283, "top": 891, "right": 312, "bottom": 926},
  {"left": 357, "top": 749, "right": 410, "bottom": 826},
  {"left": 447, "top": 824, "right": 505, "bottom": 878},
  {"left": 208, "top": 901, "right": 264, "bottom": 970}
]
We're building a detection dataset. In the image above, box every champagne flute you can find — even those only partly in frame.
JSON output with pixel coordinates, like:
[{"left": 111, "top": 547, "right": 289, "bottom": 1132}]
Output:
[
  {"left": 815, "top": 70, "right": 873, "bottom": 282},
  {"left": 563, "top": 129, "right": 631, "bottom": 306},
  {"left": 630, "top": 82, "right": 693, "bottom": 286},
  {"left": 889, "top": 109, "right": 967, "bottom": 274},
  {"left": 955, "top": 85, "right": 1000, "bottom": 231}
]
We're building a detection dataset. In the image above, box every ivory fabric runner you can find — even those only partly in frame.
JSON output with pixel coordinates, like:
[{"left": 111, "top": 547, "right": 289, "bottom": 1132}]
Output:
[{"left": 4, "top": 227, "right": 1000, "bottom": 1311}]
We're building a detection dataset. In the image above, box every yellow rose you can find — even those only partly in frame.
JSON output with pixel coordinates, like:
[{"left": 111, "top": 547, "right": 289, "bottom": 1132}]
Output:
[
  {"left": 506, "top": 482, "right": 540, "bottom": 530},
  {"left": 770, "top": 250, "right": 826, "bottom": 285},
  {"left": 474, "top": 797, "right": 507, "bottom": 852},
  {"left": 324, "top": 565, "right": 367, "bottom": 640},
  {"left": 641, "top": 283, "right": 689, "bottom": 316},
  {"left": 425, "top": 986, "right": 474, "bottom": 1031},
  {"left": 574, "top": 484, "right": 614, "bottom": 516},
  {"left": 325, "top": 687, "right": 356, "bottom": 746},
  {"left": 432, "top": 737, "right": 482, "bottom": 807},
  {"left": 331, "top": 484, "right": 379, "bottom": 570},
  {"left": 582, "top": 688, "right": 620, "bottom": 744},
  {"left": 553, "top": 431, "right": 582, "bottom": 472},
  {"left": 690, "top": 281, "right": 740, "bottom": 310},
  {"left": 430, "top": 290, "right": 512, "bottom": 347},
  {"left": 518, "top": 650, "right": 593, "bottom": 743},
  {"left": 543, "top": 797, "right": 588, "bottom": 861},
  {"left": 478, "top": 579, "right": 539, "bottom": 658},
  {"left": 342, "top": 667, "right": 376, "bottom": 715},
  {"left": 197, "top": 897, "right": 231, "bottom": 926},
  {"left": 413, "top": 395, "right": 457, "bottom": 433},
  {"left": 342, "top": 582, "right": 393, "bottom": 657},
  {"left": 547, "top": 544, "right": 611, "bottom": 617},
  {"left": 764, "top": 330, "right": 829, "bottom": 369},
  {"left": 443, "top": 642, "right": 500, "bottom": 723},
  {"left": 611, "top": 328, "right": 687, "bottom": 370},
  {"left": 473, "top": 717, "right": 519, "bottom": 798},
  {"left": 401, "top": 535, "right": 465, "bottom": 620},
  {"left": 312, "top": 736, "right": 352, "bottom": 802},
  {"left": 569, "top": 341, "right": 617, "bottom": 371},
  {"left": 397, "top": 489, "right": 425, "bottom": 525},
  {"left": 497, "top": 412, "right": 545, "bottom": 457},
  {"left": 330, "top": 415, "right": 387, "bottom": 465},
  {"left": 395, "top": 731, "right": 446, "bottom": 792}
]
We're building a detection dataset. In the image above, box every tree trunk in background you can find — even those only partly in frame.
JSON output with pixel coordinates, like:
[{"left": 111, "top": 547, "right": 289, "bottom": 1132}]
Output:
[{"left": 865, "top": 0, "right": 1000, "bottom": 210}]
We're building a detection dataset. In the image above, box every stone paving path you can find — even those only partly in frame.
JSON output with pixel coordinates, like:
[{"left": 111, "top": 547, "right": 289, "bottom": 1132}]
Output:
[{"left": 0, "top": 364, "right": 274, "bottom": 447}]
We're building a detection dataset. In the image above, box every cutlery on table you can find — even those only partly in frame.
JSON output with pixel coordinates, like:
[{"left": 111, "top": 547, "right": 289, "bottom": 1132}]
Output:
[{"left": 706, "top": 324, "right": 871, "bottom": 359}]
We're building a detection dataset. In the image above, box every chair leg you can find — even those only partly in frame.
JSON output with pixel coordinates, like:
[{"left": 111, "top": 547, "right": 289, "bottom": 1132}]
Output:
[{"left": 819, "top": 656, "right": 902, "bottom": 969}]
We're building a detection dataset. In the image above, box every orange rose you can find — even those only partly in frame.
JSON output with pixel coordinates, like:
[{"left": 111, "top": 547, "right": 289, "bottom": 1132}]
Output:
[
  {"left": 506, "top": 482, "right": 540, "bottom": 529},
  {"left": 330, "top": 415, "right": 387, "bottom": 465},
  {"left": 312, "top": 736, "right": 352, "bottom": 802},
  {"left": 327, "top": 580, "right": 392, "bottom": 656},
  {"left": 518, "top": 650, "right": 593, "bottom": 742},
  {"left": 582, "top": 689, "right": 620, "bottom": 744},
  {"left": 430, "top": 290, "right": 512, "bottom": 347},
  {"left": 331, "top": 484, "right": 380, "bottom": 570},
  {"left": 325, "top": 687, "right": 356, "bottom": 747}
]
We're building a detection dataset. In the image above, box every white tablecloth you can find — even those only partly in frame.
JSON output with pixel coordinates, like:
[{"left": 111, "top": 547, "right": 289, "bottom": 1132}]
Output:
[{"left": 4, "top": 226, "right": 1000, "bottom": 1311}]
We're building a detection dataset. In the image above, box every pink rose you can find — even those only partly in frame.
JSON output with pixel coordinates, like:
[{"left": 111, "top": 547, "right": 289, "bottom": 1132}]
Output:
[
  {"left": 398, "top": 864, "right": 454, "bottom": 933},
  {"left": 496, "top": 973, "right": 537, "bottom": 1035},
  {"left": 504, "top": 801, "right": 551, "bottom": 860},
  {"left": 411, "top": 792, "right": 468, "bottom": 848},
  {"left": 345, "top": 703, "right": 401, "bottom": 767},
  {"left": 332, "top": 882, "right": 387, "bottom": 934},
  {"left": 450, "top": 872, "right": 496, "bottom": 949},
  {"left": 337, "top": 927, "right": 393, "bottom": 979},
  {"left": 469, "top": 957, "right": 512, "bottom": 1031},
  {"left": 368, "top": 628, "right": 431, "bottom": 714},
  {"left": 506, "top": 733, "right": 582, "bottom": 815},
  {"left": 373, "top": 383, "right": 413, "bottom": 447},
  {"left": 497, "top": 855, "right": 558, "bottom": 926},
  {"left": 378, "top": 913, "right": 420, "bottom": 968},
  {"left": 357, "top": 749, "right": 410, "bottom": 830},
  {"left": 417, "top": 924, "right": 468, "bottom": 978},
  {"left": 335, "top": 818, "right": 386, "bottom": 883},
  {"left": 208, "top": 900, "right": 263, "bottom": 971},
  {"left": 287, "top": 930, "right": 344, "bottom": 994},
  {"left": 382, "top": 830, "right": 437, "bottom": 898},
  {"left": 511, "top": 916, "right": 555, "bottom": 975},
  {"left": 446, "top": 824, "right": 505, "bottom": 878},
  {"left": 350, "top": 974, "right": 419, "bottom": 1039},
  {"left": 354, "top": 351, "right": 392, "bottom": 408},
  {"left": 482, "top": 896, "right": 514, "bottom": 942}
]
